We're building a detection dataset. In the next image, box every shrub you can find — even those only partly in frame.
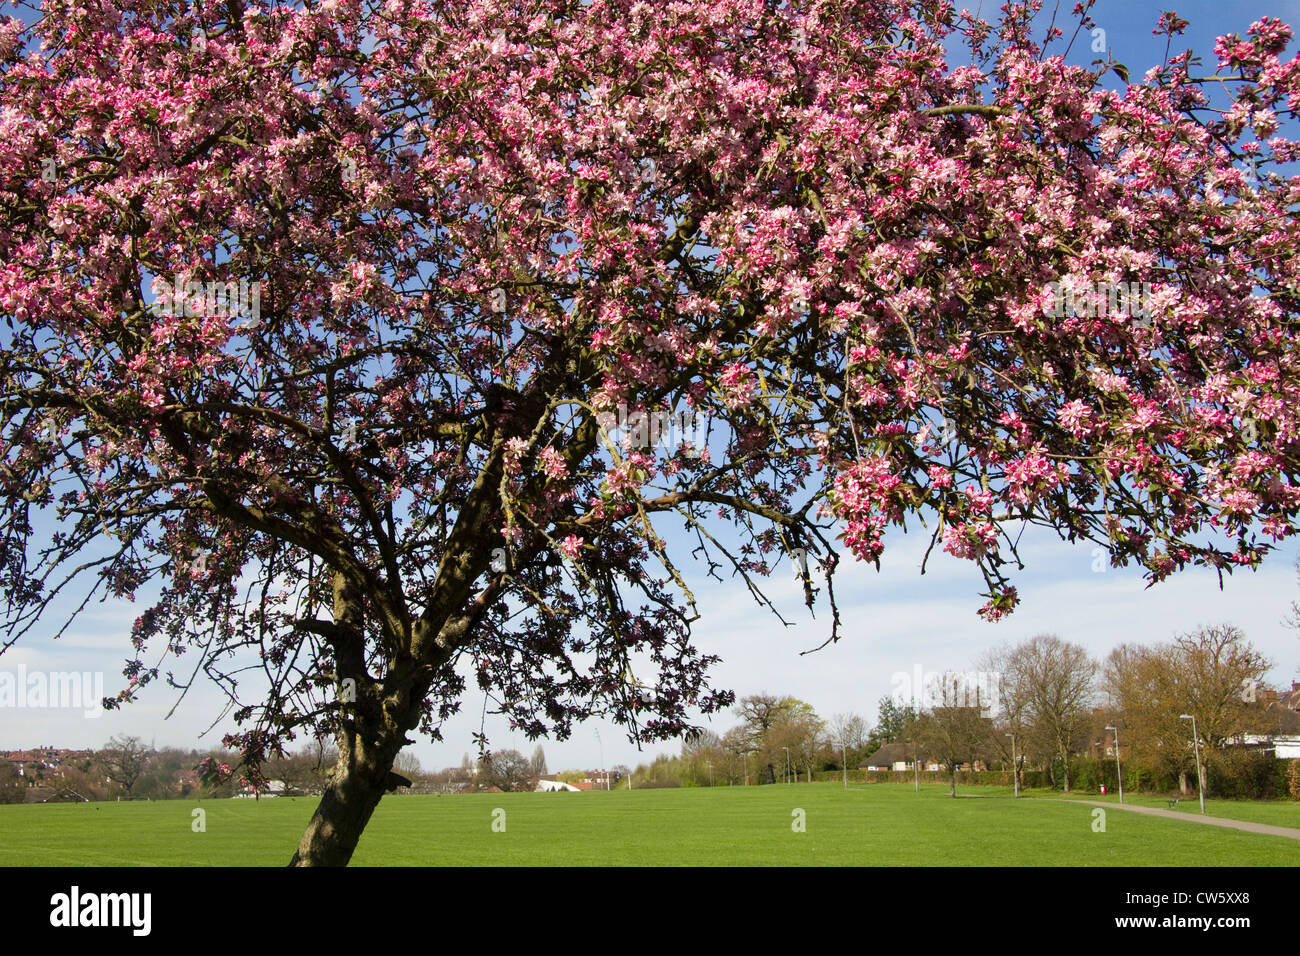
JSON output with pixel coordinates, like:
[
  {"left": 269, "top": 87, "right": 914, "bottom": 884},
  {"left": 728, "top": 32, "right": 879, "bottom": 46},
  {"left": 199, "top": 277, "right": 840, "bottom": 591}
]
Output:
[{"left": 1205, "top": 748, "right": 1284, "bottom": 800}]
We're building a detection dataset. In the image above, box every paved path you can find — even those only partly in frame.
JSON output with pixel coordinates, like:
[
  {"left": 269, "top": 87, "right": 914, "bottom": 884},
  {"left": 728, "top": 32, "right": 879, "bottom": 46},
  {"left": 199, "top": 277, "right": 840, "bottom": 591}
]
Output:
[{"left": 1064, "top": 799, "right": 1300, "bottom": 841}]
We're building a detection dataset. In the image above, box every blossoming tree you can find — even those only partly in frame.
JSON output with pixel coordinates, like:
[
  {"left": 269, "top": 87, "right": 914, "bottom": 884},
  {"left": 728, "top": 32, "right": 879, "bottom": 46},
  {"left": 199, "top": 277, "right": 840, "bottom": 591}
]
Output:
[{"left": 2, "top": 0, "right": 1298, "bottom": 864}]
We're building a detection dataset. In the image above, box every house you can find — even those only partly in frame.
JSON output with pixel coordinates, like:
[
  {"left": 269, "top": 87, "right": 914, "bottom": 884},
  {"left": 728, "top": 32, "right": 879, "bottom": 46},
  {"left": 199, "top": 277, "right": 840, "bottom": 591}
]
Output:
[
  {"left": 1, "top": 748, "right": 95, "bottom": 774},
  {"left": 1262, "top": 682, "right": 1300, "bottom": 734},
  {"left": 1225, "top": 731, "right": 1300, "bottom": 759},
  {"left": 233, "top": 779, "right": 303, "bottom": 798},
  {"left": 535, "top": 779, "right": 581, "bottom": 792},
  {"left": 859, "top": 743, "right": 921, "bottom": 772},
  {"left": 1274, "top": 736, "right": 1300, "bottom": 760},
  {"left": 539, "top": 770, "right": 617, "bottom": 790}
]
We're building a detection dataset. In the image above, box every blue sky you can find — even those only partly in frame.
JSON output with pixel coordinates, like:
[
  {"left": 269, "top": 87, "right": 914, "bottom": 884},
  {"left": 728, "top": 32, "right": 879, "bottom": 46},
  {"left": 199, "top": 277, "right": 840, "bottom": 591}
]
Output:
[{"left": 4, "top": 0, "right": 1300, "bottom": 775}]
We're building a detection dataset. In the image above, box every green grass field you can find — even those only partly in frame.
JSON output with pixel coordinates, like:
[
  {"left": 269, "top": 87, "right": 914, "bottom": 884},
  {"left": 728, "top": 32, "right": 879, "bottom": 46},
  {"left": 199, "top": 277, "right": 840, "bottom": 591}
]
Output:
[{"left": 1, "top": 782, "right": 1297, "bottom": 866}]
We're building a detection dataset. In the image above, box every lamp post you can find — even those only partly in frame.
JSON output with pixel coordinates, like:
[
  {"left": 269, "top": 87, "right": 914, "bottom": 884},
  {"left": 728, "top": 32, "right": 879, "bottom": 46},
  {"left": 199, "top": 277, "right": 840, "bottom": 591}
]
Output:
[
  {"left": 911, "top": 729, "right": 919, "bottom": 793},
  {"left": 1105, "top": 725, "right": 1124, "bottom": 803},
  {"left": 1005, "top": 732, "right": 1019, "bottom": 798},
  {"left": 595, "top": 729, "right": 608, "bottom": 791},
  {"left": 783, "top": 746, "right": 791, "bottom": 785},
  {"left": 1180, "top": 715, "right": 1206, "bottom": 815},
  {"left": 911, "top": 694, "right": 920, "bottom": 794}
]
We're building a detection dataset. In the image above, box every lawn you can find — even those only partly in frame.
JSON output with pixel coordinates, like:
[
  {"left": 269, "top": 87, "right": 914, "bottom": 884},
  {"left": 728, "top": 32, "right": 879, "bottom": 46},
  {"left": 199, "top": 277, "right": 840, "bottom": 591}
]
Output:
[
  {"left": 1036, "top": 789, "right": 1300, "bottom": 829},
  {"left": 0, "top": 782, "right": 1296, "bottom": 866}
]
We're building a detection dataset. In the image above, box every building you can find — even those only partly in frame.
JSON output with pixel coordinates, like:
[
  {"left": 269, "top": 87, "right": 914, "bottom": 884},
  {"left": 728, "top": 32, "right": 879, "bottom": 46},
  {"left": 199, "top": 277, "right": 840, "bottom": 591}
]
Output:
[
  {"left": 860, "top": 743, "right": 925, "bottom": 772},
  {"left": 1274, "top": 736, "right": 1300, "bottom": 760}
]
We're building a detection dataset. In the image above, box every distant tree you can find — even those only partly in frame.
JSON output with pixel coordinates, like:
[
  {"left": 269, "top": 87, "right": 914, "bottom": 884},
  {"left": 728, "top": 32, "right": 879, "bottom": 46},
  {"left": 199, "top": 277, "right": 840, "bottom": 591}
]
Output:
[
  {"left": 0, "top": 763, "right": 24, "bottom": 804},
  {"left": 133, "top": 748, "right": 195, "bottom": 799},
  {"left": 393, "top": 750, "right": 422, "bottom": 778},
  {"left": 829, "top": 712, "right": 870, "bottom": 767},
  {"left": 876, "top": 697, "right": 917, "bottom": 743},
  {"left": 769, "top": 711, "right": 826, "bottom": 783},
  {"left": 1171, "top": 625, "right": 1272, "bottom": 751},
  {"left": 529, "top": 745, "right": 548, "bottom": 777},
  {"left": 915, "top": 674, "right": 995, "bottom": 797},
  {"left": 260, "top": 747, "right": 317, "bottom": 796},
  {"left": 478, "top": 750, "right": 538, "bottom": 792},
  {"left": 735, "top": 694, "right": 800, "bottom": 748},
  {"left": 96, "top": 735, "right": 151, "bottom": 797},
  {"left": 992, "top": 635, "right": 1097, "bottom": 792},
  {"left": 867, "top": 697, "right": 918, "bottom": 754},
  {"left": 736, "top": 694, "right": 819, "bottom": 780},
  {"left": 680, "top": 729, "right": 725, "bottom": 786},
  {"left": 48, "top": 763, "right": 102, "bottom": 802},
  {"left": 1106, "top": 624, "right": 1270, "bottom": 795},
  {"left": 720, "top": 725, "right": 752, "bottom": 784}
]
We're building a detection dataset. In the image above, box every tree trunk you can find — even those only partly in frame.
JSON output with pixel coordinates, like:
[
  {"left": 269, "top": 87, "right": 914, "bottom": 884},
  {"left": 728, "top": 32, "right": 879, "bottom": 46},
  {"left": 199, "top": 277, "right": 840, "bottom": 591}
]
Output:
[
  {"left": 288, "top": 742, "right": 392, "bottom": 866},
  {"left": 949, "top": 769, "right": 956, "bottom": 797},
  {"left": 1062, "top": 751, "right": 1071, "bottom": 793},
  {"left": 1179, "top": 771, "right": 1188, "bottom": 795},
  {"left": 287, "top": 573, "right": 428, "bottom": 866}
]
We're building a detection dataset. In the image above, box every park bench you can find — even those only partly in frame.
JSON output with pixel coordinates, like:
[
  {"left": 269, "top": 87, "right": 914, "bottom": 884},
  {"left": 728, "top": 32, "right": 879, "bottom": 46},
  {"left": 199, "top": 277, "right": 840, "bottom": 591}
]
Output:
[{"left": 1166, "top": 797, "right": 1180, "bottom": 810}]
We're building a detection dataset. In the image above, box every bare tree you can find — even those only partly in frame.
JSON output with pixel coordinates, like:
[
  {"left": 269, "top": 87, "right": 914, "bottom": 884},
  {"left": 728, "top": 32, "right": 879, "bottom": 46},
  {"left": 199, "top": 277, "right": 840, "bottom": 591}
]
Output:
[
  {"left": 1172, "top": 625, "right": 1272, "bottom": 749},
  {"left": 720, "top": 725, "right": 752, "bottom": 784},
  {"left": 1106, "top": 625, "right": 1271, "bottom": 794},
  {"left": 393, "top": 750, "right": 422, "bottom": 778},
  {"left": 735, "top": 694, "right": 802, "bottom": 748},
  {"left": 96, "top": 735, "right": 151, "bottom": 797},
  {"left": 829, "top": 712, "right": 870, "bottom": 768},
  {"left": 992, "top": 635, "right": 1096, "bottom": 792},
  {"left": 769, "top": 711, "right": 826, "bottom": 783},
  {"left": 915, "top": 674, "right": 995, "bottom": 797},
  {"left": 0, "top": 763, "right": 25, "bottom": 804}
]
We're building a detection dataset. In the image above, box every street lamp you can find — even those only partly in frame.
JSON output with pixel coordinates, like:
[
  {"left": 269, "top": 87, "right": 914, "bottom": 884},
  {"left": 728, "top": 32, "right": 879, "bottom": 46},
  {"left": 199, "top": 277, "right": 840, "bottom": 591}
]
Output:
[
  {"left": 595, "top": 729, "right": 609, "bottom": 791},
  {"left": 1180, "top": 715, "right": 1206, "bottom": 815},
  {"left": 909, "top": 727, "right": 919, "bottom": 793},
  {"left": 783, "top": 746, "right": 791, "bottom": 785},
  {"left": 1105, "top": 725, "right": 1124, "bottom": 803},
  {"left": 1005, "top": 732, "right": 1019, "bottom": 798}
]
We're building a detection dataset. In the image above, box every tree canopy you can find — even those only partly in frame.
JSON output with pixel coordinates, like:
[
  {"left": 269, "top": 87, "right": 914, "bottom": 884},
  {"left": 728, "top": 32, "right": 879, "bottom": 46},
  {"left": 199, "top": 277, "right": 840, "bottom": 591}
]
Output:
[{"left": 2, "top": 0, "right": 1299, "bottom": 863}]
